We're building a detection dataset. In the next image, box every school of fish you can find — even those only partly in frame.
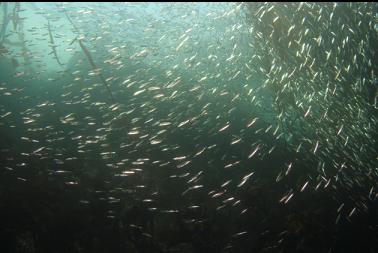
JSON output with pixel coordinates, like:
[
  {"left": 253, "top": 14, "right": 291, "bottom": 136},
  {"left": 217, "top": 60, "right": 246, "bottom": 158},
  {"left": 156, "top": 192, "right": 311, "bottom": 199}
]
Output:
[{"left": 0, "top": 2, "right": 377, "bottom": 252}]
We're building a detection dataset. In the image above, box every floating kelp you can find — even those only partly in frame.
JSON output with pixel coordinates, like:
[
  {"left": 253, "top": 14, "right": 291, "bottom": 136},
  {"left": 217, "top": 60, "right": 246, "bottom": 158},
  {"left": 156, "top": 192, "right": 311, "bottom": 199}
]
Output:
[{"left": 47, "top": 20, "right": 63, "bottom": 66}]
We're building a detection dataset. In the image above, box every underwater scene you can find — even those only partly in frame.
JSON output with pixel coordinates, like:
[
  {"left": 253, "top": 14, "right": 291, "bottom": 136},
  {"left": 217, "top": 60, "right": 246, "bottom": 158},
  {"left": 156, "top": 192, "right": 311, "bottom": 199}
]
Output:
[{"left": 0, "top": 2, "right": 377, "bottom": 253}]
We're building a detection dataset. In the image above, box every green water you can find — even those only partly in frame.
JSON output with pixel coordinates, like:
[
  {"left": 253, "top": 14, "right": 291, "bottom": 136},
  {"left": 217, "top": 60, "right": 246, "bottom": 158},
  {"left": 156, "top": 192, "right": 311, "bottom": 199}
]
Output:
[{"left": 0, "top": 2, "right": 377, "bottom": 253}]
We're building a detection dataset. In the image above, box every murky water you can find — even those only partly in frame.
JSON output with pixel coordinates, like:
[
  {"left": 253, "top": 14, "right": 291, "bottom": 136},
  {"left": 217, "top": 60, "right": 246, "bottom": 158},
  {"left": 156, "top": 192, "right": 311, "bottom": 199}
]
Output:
[{"left": 0, "top": 2, "right": 377, "bottom": 253}]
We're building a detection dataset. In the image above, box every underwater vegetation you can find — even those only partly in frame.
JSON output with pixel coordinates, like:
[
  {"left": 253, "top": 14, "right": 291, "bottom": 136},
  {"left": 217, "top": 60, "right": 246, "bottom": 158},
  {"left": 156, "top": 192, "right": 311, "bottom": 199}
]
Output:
[{"left": 0, "top": 2, "right": 377, "bottom": 253}]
